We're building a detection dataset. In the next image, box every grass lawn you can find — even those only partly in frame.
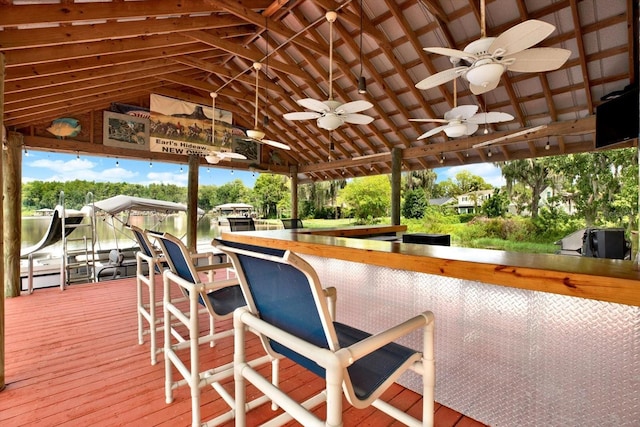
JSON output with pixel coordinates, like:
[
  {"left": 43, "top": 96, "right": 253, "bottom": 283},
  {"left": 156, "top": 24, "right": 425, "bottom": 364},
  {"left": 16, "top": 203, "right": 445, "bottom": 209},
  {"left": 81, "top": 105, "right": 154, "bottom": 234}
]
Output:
[{"left": 290, "top": 217, "right": 560, "bottom": 254}]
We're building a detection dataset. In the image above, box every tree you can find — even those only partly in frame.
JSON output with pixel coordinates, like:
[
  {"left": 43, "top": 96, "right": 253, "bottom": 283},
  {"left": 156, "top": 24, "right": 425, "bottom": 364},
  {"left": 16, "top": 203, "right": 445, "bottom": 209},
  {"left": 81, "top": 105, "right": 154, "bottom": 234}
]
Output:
[
  {"left": 500, "top": 158, "right": 551, "bottom": 218},
  {"left": 482, "top": 189, "right": 509, "bottom": 218},
  {"left": 252, "top": 174, "right": 289, "bottom": 218},
  {"left": 434, "top": 170, "right": 492, "bottom": 198},
  {"left": 216, "top": 179, "right": 251, "bottom": 205},
  {"left": 339, "top": 175, "right": 391, "bottom": 221},
  {"left": 404, "top": 170, "right": 438, "bottom": 197},
  {"left": 556, "top": 149, "right": 637, "bottom": 226},
  {"left": 402, "top": 188, "right": 427, "bottom": 219}
]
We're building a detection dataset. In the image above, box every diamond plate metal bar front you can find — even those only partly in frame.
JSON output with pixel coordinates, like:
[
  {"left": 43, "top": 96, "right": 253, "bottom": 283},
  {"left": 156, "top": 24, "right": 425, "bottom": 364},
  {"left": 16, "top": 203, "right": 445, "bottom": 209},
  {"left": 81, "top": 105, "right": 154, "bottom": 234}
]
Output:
[{"left": 301, "top": 254, "right": 640, "bottom": 427}]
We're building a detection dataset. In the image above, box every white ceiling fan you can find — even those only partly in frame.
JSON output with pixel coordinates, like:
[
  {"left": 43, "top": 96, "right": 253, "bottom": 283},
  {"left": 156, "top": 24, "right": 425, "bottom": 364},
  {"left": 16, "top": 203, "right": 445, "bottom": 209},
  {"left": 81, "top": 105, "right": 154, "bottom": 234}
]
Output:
[
  {"left": 410, "top": 104, "right": 514, "bottom": 139},
  {"left": 245, "top": 62, "right": 291, "bottom": 151},
  {"left": 410, "top": 77, "right": 513, "bottom": 139},
  {"left": 283, "top": 11, "right": 374, "bottom": 131},
  {"left": 205, "top": 92, "right": 247, "bottom": 164},
  {"left": 415, "top": 0, "right": 571, "bottom": 95}
]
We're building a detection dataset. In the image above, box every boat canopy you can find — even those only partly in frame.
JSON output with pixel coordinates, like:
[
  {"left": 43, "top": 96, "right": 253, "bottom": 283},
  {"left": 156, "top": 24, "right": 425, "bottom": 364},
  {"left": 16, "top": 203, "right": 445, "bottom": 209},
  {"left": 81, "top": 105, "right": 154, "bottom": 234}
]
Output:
[{"left": 94, "top": 195, "right": 204, "bottom": 216}]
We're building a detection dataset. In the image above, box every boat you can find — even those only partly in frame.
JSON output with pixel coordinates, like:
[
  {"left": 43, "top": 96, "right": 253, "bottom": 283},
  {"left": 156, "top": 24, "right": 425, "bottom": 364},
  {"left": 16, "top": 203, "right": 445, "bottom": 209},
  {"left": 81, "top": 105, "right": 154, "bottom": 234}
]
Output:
[{"left": 20, "top": 194, "right": 205, "bottom": 292}]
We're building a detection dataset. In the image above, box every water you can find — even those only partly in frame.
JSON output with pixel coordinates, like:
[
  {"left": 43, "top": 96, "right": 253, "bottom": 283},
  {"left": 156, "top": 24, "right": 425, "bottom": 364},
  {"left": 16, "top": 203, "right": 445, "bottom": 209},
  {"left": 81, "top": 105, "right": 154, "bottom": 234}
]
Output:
[{"left": 21, "top": 213, "right": 222, "bottom": 254}]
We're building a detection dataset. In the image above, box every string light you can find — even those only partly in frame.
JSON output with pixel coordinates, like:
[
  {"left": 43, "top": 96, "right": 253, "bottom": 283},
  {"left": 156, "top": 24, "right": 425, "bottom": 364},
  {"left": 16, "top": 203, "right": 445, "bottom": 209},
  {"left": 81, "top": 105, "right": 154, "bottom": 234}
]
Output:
[
  {"left": 487, "top": 149, "right": 492, "bottom": 157},
  {"left": 76, "top": 151, "right": 80, "bottom": 159},
  {"left": 149, "top": 160, "right": 153, "bottom": 168},
  {"left": 115, "top": 159, "right": 119, "bottom": 167},
  {"left": 24, "top": 147, "right": 28, "bottom": 156},
  {"left": 545, "top": 137, "right": 550, "bottom": 150}
]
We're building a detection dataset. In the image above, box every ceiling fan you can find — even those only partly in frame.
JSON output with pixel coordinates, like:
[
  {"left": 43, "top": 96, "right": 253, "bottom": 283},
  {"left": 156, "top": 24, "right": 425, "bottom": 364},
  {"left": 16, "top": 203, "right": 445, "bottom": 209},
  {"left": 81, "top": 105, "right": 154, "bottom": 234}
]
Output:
[
  {"left": 410, "top": 76, "right": 513, "bottom": 139},
  {"left": 415, "top": 0, "right": 571, "bottom": 95},
  {"left": 283, "top": 11, "right": 374, "bottom": 131},
  {"left": 246, "top": 62, "right": 291, "bottom": 150},
  {"left": 205, "top": 92, "right": 247, "bottom": 165},
  {"left": 410, "top": 104, "right": 513, "bottom": 139}
]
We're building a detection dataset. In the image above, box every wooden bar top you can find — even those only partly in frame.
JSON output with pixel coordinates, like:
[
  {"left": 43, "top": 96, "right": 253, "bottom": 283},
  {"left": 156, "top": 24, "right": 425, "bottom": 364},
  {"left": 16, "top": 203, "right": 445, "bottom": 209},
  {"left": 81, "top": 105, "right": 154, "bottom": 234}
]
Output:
[{"left": 219, "top": 225, "right": 640, "bottom": 307}]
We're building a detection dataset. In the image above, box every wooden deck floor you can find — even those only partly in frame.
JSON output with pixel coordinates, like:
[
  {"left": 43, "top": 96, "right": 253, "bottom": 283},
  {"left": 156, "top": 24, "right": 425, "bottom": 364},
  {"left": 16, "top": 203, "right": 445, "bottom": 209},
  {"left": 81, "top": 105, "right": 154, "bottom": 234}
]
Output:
[{"left": 1, "top": 278, "right": 487, "bottom": 426}]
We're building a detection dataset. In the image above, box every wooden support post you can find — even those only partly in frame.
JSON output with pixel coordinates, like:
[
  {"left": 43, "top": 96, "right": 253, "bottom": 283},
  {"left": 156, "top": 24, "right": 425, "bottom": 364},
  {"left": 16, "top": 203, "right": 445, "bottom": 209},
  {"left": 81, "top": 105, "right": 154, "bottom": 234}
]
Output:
[
  {"left": 290, "top": 165, "right": 298, "bottom": 219},
  {"left": 391, "top": 147, "right": 402, "bottom": 226},
  {"left": 3, "top": 131, "right": 21, "bottom": 298},
  {"left": 186, "top": 155, "right": 199, "bottom": 252},
  {"left": 1, "top": 52, "right": 6, "bottom": 392}
]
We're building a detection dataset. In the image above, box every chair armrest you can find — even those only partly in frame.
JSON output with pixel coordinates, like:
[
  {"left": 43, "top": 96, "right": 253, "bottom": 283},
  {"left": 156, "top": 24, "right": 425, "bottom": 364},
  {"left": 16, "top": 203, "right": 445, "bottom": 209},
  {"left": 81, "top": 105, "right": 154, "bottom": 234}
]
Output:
[
  {"left": 323, "top": 286, "right": 337, "bottom": 321},
  {"left": 201, "top": 277, "right": 240, "bottom": 292},
  {"left": 195, "top": 262, "right": 233, "bottom": 273},
  {"left": 341, "top": 311, "right": 434, "bottom": 362}
]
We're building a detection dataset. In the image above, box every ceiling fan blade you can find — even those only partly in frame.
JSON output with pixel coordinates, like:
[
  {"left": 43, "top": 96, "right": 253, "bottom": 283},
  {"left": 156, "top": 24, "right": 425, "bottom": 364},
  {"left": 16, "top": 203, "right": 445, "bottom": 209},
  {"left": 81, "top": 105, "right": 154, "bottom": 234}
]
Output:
[
  {"left": 503, "top": 48, "right": 571, "bottom": 73},
  {"left": 489, "top": 19, "right": 556, "bottom": 56},
  {"left": 423, "top": 47, "right": 477, "bottom": 61},
  {"left": 467, "top": 111, "right": 514, "bottom": 124},
  {"left": 464, "top": 123, "right": 479, "bottom": 135},
  {"left": 283, "top": 111, "right": 322, "bottom": 121},
  {"left": 444, "top": 105, "right": 479, "bottom": 120},
  {"left": 469, "top": 78, "right": 500, "bottom": 95},
  {"left": 416, "top": 66, "right": 467, "bottom": 90},
  {"left": 205, "top": 155, "right": 221, "bottom": 164},
  {"left": 262, "top": 139, "right": 291, "bottom": 150},
  {"left": 341, "top": 113, "right": 374, "bottom": 125},
  {"left": 409, "top": 118, "right": 449, "bottom": 124},
  {"left": 336, "top": 100, "right": 373, "bottom": 114},
  {"left": 217, "top": 151, "right": 247, "bottom": 160},
  {"left": 296, "top": 98, "right": 330, "bottom": 112},
  {"left": 417, "top": 125, "right": 447, "bottom": 140}
]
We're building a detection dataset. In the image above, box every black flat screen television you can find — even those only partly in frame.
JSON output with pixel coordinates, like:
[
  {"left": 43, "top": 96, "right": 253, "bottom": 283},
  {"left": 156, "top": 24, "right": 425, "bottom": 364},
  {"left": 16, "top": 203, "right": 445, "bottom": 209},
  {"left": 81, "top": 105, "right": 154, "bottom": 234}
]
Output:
[{"left": 595, "top": 87, "right": 639, "bottom": 149}]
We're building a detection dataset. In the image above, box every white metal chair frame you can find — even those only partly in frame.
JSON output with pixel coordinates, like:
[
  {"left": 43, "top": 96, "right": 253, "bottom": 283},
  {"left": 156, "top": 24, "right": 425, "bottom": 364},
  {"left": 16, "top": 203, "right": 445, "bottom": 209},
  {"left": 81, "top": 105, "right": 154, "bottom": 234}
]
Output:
[
  {"left": 218, "top": 241, "right": 436, "bottom": 427},
  {"left": 132, "top": 225, "right": 223, "bottom": 365},
  {"left": 157, "top": 233, "right": 274, "bottom": 427}
]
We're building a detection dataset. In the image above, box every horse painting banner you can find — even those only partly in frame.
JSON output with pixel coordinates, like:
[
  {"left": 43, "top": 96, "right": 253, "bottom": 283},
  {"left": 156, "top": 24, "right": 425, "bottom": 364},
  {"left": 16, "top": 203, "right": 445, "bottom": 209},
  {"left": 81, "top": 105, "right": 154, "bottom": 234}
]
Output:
[{"left": 149, "top": 94, "right": 257, "bottom": 162}]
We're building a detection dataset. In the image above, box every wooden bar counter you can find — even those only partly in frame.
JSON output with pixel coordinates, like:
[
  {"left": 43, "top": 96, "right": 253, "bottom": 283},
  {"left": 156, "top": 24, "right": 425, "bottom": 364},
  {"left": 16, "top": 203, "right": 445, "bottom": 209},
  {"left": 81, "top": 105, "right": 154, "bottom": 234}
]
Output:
[
  {"left": 221, "top": 224, "right": 640, "bottom": 307},
  {"left": 219, "top": 224, "right": 640, "bottom": 425}
]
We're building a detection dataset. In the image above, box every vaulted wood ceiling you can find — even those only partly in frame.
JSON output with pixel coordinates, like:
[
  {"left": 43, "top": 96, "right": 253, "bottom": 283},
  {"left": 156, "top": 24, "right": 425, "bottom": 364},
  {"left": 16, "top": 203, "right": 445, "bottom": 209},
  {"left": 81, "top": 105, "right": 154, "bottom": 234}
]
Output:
[{"left": 1, "top": 0, "right": 636, "bottom": 183}]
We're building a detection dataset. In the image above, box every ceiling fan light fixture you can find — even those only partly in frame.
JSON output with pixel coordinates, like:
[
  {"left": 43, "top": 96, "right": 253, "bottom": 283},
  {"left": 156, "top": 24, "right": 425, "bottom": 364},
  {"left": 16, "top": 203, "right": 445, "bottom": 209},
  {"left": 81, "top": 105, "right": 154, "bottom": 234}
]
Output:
[
  {"left": 247, "top": 128, "right": 265, "bottom": 140},
  {"left": 465, "top": 62, "right": 504, "bottom": 87},
  {"left": 317, "top": 114, "right": 343, "bottom": 131},
  {"left": 444, "top": 122, "right": 468, "bottom": 138}
]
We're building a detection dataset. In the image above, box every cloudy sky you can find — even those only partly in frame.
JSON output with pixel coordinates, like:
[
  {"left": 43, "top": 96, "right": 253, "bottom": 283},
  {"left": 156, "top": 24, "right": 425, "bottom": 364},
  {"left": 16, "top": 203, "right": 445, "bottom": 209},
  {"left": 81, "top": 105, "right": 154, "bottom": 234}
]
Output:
[{"left": 22, "top": 150, "right": 505, "bottom": 189}]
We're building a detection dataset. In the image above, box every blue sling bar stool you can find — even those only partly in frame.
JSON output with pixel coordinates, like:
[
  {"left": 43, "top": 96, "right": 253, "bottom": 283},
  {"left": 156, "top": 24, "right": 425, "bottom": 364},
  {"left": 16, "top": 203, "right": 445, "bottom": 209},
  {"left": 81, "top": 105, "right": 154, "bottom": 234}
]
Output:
[{"left": 215, "top": 239, "right": 436, "bottom": 427}]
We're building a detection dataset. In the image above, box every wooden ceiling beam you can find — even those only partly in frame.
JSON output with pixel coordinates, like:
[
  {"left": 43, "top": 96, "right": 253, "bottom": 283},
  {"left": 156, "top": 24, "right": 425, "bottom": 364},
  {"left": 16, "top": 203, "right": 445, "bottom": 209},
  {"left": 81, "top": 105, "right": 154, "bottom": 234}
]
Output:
[
  {"left": 185, "top": 30, "right": 308, "bottom": 79},
  {"left": 0, "top": 15, "right": 246, "bottom": 50}
]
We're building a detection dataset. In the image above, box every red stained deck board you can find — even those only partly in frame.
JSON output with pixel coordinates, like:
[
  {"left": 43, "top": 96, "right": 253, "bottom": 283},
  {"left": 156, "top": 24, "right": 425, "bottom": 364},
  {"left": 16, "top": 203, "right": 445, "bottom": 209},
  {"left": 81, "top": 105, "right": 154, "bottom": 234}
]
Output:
[{"left": 1, "top": 277, "right": 486, "bottom": 426}]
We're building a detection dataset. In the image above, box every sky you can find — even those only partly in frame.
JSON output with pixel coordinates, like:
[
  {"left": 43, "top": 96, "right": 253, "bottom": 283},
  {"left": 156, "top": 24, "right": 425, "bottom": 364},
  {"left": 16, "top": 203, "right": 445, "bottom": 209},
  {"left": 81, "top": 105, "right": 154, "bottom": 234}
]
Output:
[
  {"left": 21, "top": 150, "right": 506, "bottom": 189},
  {"left": 21, "top": 150, "right": 258, "bottom": 188}
]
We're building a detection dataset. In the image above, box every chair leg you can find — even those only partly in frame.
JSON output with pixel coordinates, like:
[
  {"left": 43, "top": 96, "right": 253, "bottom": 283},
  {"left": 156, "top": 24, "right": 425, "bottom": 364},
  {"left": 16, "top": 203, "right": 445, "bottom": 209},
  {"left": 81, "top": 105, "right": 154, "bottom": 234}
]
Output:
[
  {"left": 189, "top": 291, "right": 201, "bottom": 427},
  {"left": 148, "top": 266, "right": 157, "bottom": 365},
  {"left": 234, "top": 311, "right": 247, "bottom": 427},
  {"left": 325, "top": 355, "right": 344, "bottom": 427},
  {"left": 164, "top": 274, "right": 174, "bottom": 404}
]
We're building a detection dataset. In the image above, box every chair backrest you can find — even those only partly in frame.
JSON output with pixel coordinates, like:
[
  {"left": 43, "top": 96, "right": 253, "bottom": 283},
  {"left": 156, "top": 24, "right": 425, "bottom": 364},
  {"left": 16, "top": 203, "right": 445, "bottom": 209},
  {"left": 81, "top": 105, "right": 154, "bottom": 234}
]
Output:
[
  {"left": 154, "top": 232, "right": 199, "bottom": 285},
  {"left": 281, "top": 218, "right": 304, "bottom": 229},
  {"left": 227, "top": 217, "right": 256, "bottom": 231},
  {"left": 215, "top": 239, "right": 337, "bottom": 377},
  {"left": 129, "top": 225, "right": 159, "bottom": 258}
]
